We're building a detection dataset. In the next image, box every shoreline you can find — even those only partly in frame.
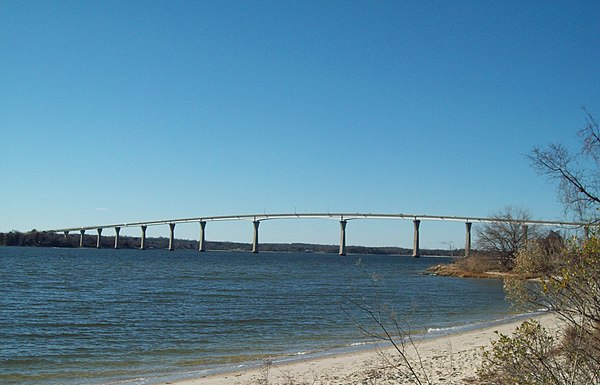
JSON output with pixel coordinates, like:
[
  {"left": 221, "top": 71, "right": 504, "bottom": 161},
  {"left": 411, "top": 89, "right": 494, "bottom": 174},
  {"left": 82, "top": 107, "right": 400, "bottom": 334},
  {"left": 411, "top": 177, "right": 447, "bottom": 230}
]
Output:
[{"left": 164, "top": 312, "right": 562, "bottom": 385}]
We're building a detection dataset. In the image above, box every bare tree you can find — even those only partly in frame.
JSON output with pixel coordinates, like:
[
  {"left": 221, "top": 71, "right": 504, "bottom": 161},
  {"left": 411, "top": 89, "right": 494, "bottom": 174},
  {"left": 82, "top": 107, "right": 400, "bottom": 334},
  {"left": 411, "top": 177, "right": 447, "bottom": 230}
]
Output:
[
  {"left": 478, "top": 110, "right": 600, "bottom": 384},
  {"left": 528, "top": 109, "right": 600, "bottom": 222},
  {"left": 476, "top": 206, "right": 540, "bottom": 269}
]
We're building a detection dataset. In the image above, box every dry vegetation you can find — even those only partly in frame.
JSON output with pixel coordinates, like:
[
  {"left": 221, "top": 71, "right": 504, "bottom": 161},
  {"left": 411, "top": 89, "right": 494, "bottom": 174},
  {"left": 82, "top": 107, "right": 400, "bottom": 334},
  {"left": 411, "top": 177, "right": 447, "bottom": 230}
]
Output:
[
  {"left": 427, "top": 253, "right": 509, "bottom": 279},
  {"left": 477, "top": 236, "right": 600, "bottom": 384}
]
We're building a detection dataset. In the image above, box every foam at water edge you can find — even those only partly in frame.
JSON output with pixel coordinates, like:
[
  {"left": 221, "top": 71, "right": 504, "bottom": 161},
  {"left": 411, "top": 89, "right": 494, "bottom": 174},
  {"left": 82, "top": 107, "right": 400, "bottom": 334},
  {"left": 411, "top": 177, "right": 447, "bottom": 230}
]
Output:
[{"left": 425, "top": 310, "right": 550, "bottom": 337}]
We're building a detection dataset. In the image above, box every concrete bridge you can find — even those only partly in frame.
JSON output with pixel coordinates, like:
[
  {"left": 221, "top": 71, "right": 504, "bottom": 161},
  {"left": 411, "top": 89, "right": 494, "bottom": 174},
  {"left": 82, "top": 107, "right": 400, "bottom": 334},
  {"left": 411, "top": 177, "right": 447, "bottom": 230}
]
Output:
[{"left": 49, "top": 212, "right": 586, "bottom": 257}]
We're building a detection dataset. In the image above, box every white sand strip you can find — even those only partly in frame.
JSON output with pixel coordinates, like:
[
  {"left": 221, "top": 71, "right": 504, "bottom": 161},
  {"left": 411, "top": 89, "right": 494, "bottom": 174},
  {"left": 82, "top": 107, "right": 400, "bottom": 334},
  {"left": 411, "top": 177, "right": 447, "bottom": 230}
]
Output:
[{"left": 167, "top": 312, "right": 562, "bottom": 385}]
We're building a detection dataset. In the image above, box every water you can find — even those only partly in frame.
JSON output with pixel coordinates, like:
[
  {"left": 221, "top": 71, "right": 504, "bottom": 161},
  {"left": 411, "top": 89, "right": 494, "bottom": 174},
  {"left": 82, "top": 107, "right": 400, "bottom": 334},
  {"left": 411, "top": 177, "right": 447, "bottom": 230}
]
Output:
[{"left": 0, "top": 247, "right": 512, "bottom": 384}]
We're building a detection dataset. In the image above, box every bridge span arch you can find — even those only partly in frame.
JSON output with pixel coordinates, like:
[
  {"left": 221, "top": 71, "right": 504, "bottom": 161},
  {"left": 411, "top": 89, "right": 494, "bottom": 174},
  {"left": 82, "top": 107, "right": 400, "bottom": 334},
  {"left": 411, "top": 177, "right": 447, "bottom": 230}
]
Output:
[{"left": 50, "top": 213, "right": 585, "bottom": 257}]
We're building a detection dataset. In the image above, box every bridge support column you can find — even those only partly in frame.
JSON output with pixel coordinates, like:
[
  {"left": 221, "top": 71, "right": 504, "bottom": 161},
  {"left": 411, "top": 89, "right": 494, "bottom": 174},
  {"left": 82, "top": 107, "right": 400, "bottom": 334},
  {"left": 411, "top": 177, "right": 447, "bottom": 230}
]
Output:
[
  {"left": 63, "top": 231, "right": 69, "bottom": 238},
  {"left": 114, "top": 227, "right": 121, "bottom": 249},
  {"left": 522, "top": 224, "right": 529, "bottom": 246},
  {"left": 168, "top": 223, "right": 176, "bottom": 251},
  {"left": 465, "top": 222, "right": 472, "bottom": 258},
  {"left": 339, "top": 220, "right": 347, "bottom": 256},
  {"left": 412, "top": 219, "right": 420, "bottom": 258},
  {"left": 140, "top": 226, "right": 147, "bottom": 250},
  {"left": 79, "top": 229, "right": 85, "bottom": 248},
  {"left": 252, "top": 221, "right": 260, "bottom": 253},
  {"left": 96, "top": 228, "right": 103, "bottom": 249},
  {"left": 199, "top": 221, "right": 207, "bottom": 252},
  {"left": 584, "top": 225, "right": 590, "bottom": 240}
]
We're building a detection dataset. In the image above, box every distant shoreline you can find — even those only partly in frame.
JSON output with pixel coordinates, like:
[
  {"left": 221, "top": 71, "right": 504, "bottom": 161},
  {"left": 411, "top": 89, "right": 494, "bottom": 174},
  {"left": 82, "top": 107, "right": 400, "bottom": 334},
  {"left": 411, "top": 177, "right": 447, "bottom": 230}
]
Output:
[{"left": 0, "top": 230, "right": 458, "bottom": 256}]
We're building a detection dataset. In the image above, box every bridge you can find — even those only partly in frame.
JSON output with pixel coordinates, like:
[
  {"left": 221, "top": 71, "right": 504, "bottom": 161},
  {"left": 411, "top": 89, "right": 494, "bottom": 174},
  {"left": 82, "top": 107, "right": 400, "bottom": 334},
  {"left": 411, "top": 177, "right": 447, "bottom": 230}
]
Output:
[{"left": 49, "top": 212, "right": 586, "bottom": 257}]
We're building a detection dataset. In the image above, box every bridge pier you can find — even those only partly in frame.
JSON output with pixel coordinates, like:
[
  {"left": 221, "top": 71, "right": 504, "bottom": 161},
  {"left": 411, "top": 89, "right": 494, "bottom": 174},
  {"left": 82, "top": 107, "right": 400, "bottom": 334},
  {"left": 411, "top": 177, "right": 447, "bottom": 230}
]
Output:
[
  {"left": 79, "top": 229, "right": 85, "bottom": 248},
  {"left": 63, "top": 231, "right": 69, "bottom": 238},
  {"left": 412, "top": 219, "right": 420, "bottom": 257},
  {"left": 339, "top": 220, "right": 347, "bottom": 256},
  {"left": 96, "top": 228, "right": 103, "bottom": 249},
  {"left": 522, "top": 224, "right": 529, "bottom": 246},
  {"left": 584, "top": 225, "right": 590, "bottom": 240},
  {"left": 168, "top": 223, "right": 176, "bottom": 251},
  {"left": 199, "top": 221, "right": 207, "bottom": 252},
  {"left": 465, "top": 222, "right": 472, "bottom": 258},
  {"left": 140, "top": 225, "right": 147, "bottom": 250},
  {"left": 114, "top": 227, "right": 121, "bottom": 249},
  {"left": 252, "top": 221, "right": 260, "bottom": 253}
]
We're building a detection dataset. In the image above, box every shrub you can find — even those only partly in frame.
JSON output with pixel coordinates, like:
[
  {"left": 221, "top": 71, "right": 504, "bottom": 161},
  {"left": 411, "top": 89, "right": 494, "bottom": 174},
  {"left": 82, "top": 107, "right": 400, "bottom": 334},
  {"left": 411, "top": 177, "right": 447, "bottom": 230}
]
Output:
[
  {"left": 478, "top": 235, "right": 600, "bottom": 384},
  {"left": 478, "top": 320, "right": 562, "bottom": 384},
  {"left": 453, "top": 253, "right": 506, "bottom": 273}
]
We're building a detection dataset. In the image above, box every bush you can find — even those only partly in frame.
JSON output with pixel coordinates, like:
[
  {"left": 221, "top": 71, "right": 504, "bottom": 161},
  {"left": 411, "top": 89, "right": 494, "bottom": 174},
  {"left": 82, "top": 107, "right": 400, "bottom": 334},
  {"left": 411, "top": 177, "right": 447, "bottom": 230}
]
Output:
[
  {"left": 453, "top": 253, "right": 506, "bottom": 273},
  {"left": 478, "top": 236, "right": 600, "bottom": 384},
  {"left": 478, "top": 320, "right": 561, "bottom": 384}
]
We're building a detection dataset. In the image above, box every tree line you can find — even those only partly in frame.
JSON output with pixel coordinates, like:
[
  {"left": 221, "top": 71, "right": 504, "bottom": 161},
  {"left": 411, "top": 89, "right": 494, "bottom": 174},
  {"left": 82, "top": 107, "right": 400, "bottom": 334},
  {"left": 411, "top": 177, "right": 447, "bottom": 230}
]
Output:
[{"left": 0, "top": 229, "right": 455, "bottom": 256}]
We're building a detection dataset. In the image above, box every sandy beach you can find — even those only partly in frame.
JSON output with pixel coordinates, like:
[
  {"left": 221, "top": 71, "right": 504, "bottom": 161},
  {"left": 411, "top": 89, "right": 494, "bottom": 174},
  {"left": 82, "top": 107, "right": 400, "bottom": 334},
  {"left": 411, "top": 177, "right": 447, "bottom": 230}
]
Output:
[{"left": 168, "top": 312, "right": 562, "bottom": 385}]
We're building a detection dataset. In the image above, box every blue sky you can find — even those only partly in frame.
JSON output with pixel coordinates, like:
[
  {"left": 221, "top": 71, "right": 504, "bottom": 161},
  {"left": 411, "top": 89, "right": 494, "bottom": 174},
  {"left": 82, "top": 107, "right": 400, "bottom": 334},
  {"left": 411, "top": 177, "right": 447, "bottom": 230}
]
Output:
[{"left": 1, "top": 1, "right": 599, "bottom": 249}]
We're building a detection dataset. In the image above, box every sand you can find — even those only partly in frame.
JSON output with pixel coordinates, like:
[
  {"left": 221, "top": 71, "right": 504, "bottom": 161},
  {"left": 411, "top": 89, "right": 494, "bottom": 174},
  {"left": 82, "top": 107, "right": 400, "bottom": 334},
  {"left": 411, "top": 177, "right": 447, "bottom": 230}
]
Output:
[{"left": 167, "top": 312, "right": 562, "bottom": 385}]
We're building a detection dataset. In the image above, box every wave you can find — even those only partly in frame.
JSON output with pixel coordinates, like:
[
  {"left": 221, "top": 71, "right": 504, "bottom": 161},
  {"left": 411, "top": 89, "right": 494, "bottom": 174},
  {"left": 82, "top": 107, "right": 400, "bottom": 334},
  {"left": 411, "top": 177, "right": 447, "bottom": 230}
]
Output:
[{"left": 425, "top": 310, "right": 550, "bottom": 337}]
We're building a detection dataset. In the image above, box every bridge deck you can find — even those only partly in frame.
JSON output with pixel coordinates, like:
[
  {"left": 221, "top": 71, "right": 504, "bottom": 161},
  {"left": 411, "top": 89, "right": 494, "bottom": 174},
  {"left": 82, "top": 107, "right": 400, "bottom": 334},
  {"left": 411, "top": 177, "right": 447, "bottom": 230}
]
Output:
[{"left": 49, "top": 212, "right": 585, "bottom": 232}]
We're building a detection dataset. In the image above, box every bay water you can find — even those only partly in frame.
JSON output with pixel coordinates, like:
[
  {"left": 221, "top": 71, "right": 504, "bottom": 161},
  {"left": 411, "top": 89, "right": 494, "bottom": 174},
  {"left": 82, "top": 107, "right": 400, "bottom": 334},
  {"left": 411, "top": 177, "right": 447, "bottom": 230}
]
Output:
[{"left": 0, "top": 247, "right": 513, "bottom": 384}]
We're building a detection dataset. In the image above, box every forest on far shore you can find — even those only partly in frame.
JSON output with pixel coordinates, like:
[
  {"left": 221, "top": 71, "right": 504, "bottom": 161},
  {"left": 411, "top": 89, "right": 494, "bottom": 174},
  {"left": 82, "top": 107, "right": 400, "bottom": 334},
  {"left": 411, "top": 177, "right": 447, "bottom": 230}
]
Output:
[{"left": 0, "top": 230, "right": 457, "bottom": 256}]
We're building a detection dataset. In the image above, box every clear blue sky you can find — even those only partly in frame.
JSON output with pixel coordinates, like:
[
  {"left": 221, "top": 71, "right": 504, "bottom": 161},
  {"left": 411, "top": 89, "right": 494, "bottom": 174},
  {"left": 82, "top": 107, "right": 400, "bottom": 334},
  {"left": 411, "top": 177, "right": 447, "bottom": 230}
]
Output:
[{"left": 2, "top": 1, "right": 599, "bottom": 249}]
